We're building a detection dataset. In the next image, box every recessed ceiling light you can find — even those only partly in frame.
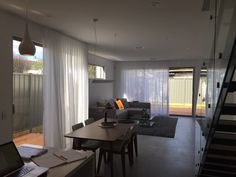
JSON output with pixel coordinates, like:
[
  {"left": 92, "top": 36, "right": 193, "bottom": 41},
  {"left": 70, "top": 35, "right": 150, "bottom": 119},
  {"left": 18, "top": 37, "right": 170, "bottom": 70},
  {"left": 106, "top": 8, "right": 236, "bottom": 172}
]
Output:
[
  {"left": 151, "top": 1, "right": 160, "bottom": 7},
  {"left": 150, "top": 57, "right": 157, "bottom": 60},
  {"left": 186, "top": 47, "right": 191, "bottom": 51},
  {"left": 135, "top": 46, "right": 144, "bottom": 50}
]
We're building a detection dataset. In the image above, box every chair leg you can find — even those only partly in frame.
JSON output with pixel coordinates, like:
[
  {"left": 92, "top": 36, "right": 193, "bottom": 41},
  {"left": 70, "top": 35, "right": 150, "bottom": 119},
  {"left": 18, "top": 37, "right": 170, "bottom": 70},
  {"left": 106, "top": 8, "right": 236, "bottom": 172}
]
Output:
[
  {"left": 121, "top": 150, "right": 126, "bottom": 177},
  {"left": 104, "top": 151, "right": 108, "bottom": 163},
  {"left": 134, "top": 134, "right": 138, "bottom": 157},
  {"left": 97, "top": 149, "right": 103, "bottom": 174},
  {"left": 128, "top": 141, "right": 133, "bottom": 166}
]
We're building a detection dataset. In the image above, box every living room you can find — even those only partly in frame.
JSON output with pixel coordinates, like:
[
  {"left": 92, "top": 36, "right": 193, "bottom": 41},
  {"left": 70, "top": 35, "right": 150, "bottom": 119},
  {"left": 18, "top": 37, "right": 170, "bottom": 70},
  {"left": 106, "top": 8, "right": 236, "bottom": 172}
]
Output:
[{"left": 0, "top": 0, "right": 236, "bottom": 177}]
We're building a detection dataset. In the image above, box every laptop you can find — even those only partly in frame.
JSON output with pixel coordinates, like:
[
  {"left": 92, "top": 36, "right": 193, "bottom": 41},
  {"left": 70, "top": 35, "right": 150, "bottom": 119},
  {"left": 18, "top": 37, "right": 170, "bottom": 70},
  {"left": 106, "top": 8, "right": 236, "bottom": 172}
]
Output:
[{"left": 0, "top": 142, "right": 48, "bottom": 177}]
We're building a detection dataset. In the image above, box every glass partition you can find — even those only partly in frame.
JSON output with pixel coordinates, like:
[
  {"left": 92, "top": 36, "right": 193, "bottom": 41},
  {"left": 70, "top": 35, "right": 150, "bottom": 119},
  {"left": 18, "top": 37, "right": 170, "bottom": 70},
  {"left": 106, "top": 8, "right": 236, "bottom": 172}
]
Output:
[{"left": 195, "top": 0, "right": 236, "bottom": 176}]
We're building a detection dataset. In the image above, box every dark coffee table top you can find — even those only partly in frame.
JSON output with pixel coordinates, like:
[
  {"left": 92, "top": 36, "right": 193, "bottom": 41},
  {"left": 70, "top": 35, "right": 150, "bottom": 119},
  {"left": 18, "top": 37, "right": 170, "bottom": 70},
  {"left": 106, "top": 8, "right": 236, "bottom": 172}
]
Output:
[{"left": 138, "top": 121, "right": 155, "bottom": 127}]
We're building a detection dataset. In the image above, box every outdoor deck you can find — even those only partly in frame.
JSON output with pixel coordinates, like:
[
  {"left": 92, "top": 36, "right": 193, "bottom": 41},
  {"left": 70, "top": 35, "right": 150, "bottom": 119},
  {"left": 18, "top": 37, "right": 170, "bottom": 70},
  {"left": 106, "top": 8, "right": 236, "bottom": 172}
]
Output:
[{"left": 13, "top": 133, "right": 44, "bottom": 147}]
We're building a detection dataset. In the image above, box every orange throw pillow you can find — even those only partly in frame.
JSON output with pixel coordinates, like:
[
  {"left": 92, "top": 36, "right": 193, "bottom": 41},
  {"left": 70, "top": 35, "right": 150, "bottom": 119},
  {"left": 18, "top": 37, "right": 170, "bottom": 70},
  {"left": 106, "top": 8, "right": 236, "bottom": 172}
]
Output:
[{"left": 115, "top": 99, "right": 124, "bottom": 110}]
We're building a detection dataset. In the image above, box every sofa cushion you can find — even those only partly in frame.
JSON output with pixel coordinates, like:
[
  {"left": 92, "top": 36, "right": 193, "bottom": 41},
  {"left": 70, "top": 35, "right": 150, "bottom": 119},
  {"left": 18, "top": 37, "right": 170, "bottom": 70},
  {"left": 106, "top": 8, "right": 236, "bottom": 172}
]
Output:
[
  {"left": 116, "top": 109, "right": 128, "bottom": 119},
  {"left": 127, "top": 108, "right": 144, "bottom": 116},
  {"left": 116, "top": 98, "right": 129, "bottom": 108},
  {"left": 115, "top": 99, "right": 125, "bottom": 110}
]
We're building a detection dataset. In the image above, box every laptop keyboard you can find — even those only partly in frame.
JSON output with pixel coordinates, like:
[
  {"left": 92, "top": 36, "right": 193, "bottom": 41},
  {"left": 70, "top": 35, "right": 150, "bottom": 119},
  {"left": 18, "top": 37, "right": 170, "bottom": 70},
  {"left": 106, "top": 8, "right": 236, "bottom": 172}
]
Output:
[{"left": 9, "top": 166, "right": 34, "bottom": 177}]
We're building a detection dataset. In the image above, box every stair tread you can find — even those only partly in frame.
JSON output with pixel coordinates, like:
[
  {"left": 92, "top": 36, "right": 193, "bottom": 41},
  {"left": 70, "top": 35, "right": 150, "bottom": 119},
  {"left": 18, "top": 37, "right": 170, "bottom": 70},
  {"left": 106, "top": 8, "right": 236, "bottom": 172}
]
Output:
[
  {"left": 214, "top": 132, "right": 236, "bottom": 140},
  {"left": 202, "top": 168, "right": 236, "bottom": 174},
  {"left": 208, "top": 148, "right": 236, "bottom": 156},
  {"left": 216, "top": 123, "right": 236, "bottom": 133},
  {"left": 207, "top": 154, "right": 236, "bottom": 160},
  {"left": 219, "top": 119, "right": 236, "bottom": 125},
  {"left": 205, "top": 161, "right": 236, "bottom": 168},
  {"left": 221, "top": 104, "right": 236, "bottom": 115},
  {"left": 200, "top": 175, "right": 220, "bottom": 177},
  {"left": 210, "top": 144, "right": 236, "bottom": 151},
  {"left": 212, "top": 137, "right": 236, "bottom": 146},
  {"left": 206, "top": 156, "right": 236, "bottom": 165},
  {"left": 224, "top": 103, "right": 236, "bottom": 107},
  {"left": 228, "top": 81, "right": 236, "bottom": 92}
]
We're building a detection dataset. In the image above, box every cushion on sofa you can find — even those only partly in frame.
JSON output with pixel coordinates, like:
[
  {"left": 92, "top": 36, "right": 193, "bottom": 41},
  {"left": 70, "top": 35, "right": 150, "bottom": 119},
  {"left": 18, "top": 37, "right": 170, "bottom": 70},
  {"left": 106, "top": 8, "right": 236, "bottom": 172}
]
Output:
[
  {"left": 127, "top": 108, "right": 144, "bottom": 116},
  {"left": 116, "top": 98, "right": 129, "bottom": 108},
  {"left": 116, "top": 109, "right": 128, "bottom": 119},
  {"left": 115, "top": 99, "right": 125, "bottom": 110}
]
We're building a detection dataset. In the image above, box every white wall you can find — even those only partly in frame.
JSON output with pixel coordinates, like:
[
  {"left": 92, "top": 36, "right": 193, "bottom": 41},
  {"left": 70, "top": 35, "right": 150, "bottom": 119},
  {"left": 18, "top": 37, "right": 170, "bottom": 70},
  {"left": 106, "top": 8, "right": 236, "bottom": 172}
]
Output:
[
  {"left": 0, "top": 10, "right": 45, "bottom": 144},
  {"left": 114, "top": 59, "right": 204, "bottom": 116},
  {"left": 88, "top": 54, "right": 114, "bottom": 106}
]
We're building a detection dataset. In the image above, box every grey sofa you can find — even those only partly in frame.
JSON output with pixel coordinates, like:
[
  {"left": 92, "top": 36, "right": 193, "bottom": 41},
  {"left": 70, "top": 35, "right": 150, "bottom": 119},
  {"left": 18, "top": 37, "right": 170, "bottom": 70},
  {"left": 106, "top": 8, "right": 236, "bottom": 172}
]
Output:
[{"left": 89, "top": 99, "right": 151, "bottom": 120}]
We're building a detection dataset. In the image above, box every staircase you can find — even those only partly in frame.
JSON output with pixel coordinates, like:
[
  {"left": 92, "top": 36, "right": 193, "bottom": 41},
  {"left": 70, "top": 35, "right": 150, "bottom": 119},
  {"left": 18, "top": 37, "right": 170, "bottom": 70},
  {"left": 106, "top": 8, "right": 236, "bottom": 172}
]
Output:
[{"left": 198, "top": 39, "right": 236, "bottom": 177}]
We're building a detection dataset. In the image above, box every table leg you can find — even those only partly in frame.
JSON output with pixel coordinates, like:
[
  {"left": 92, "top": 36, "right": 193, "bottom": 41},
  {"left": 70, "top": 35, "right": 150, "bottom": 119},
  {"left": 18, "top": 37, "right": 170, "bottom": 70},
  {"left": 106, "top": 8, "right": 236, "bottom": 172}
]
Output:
[{"left": 110, "top": 142, "right": 113, "bottom": 177}]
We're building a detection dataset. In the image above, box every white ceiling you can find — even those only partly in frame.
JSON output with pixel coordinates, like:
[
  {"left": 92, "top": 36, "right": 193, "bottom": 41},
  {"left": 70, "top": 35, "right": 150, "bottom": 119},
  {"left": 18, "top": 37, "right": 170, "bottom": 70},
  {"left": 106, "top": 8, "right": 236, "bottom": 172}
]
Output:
[{"left": 0, "top": 0, "right": 213, "bottom": 61}]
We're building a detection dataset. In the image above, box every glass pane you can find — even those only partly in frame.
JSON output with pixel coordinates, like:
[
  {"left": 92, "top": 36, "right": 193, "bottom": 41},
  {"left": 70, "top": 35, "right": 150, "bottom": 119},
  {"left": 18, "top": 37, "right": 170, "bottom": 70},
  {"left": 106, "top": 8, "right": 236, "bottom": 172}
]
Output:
[
  {"left": 12, "top": 40, "right": 44, "bottom": 147},
  {"left": 196, "top": 68, "right": 207, "bottom": 117},
  {"left": 169, "top": 68, "right": 193, "bottom": 116},
  {"left": 88, "top": 64, "right": 105, "bottom": 79}
]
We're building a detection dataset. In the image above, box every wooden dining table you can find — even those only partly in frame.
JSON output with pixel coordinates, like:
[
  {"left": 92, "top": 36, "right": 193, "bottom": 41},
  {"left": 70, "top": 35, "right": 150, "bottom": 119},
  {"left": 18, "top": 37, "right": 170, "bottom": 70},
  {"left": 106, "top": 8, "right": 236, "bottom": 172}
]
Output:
[{"left": 64, "top": 118, "right": 135, "bottom": 177}]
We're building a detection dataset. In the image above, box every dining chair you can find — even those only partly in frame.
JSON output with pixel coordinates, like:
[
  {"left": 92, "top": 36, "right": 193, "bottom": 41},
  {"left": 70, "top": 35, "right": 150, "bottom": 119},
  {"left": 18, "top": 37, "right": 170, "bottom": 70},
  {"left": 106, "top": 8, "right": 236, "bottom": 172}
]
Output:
[
  {"left": 97, "top": 126, "right": 134, "bottom": 177},
  {"left": 72, "top": 122, "right": 101, "bottom": 152},
  {"left": 85, "top": 118, "right": 95, "bottom": 125}
]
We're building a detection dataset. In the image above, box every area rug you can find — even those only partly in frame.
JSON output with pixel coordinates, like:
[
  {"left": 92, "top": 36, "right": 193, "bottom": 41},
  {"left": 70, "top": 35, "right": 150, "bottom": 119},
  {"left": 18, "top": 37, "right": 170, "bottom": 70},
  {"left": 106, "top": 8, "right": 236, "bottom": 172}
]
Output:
[{"left": 137, "top": 116, "right": 178, "bottom": 138}]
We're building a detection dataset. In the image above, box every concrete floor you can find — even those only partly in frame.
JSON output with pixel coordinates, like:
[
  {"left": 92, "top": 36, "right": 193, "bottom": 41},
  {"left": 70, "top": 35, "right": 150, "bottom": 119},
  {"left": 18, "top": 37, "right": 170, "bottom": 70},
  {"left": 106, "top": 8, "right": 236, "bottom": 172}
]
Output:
[{"left": 98, "top": 117, "right": 195, "bottom": 177}]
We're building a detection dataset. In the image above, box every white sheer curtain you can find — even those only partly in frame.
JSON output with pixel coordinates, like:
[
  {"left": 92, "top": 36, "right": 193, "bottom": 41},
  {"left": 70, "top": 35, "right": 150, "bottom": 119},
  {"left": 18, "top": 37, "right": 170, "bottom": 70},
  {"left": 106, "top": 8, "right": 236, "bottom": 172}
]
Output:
[
  {"left": 43, "top": 30, "right": 88, "bottom": 148},
  {"left": 121, "top": 69, "right": 169, "bottom": 116}
]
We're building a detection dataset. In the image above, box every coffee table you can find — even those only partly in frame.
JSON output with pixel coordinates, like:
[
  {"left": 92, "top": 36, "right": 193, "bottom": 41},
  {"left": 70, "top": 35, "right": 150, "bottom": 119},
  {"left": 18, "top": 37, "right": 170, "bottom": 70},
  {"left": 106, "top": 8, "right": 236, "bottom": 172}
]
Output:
[
  {"left": 130, "top": 114, "right": 155, "bottom": 127},
  {"left": 138, "top": 120, "right": 155, "bottom": 127}
]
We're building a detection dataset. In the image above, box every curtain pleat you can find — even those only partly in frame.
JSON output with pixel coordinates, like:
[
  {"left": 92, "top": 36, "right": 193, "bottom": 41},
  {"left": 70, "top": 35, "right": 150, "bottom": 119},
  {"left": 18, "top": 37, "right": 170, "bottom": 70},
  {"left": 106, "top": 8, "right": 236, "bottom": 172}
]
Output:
[
  {"left": 43, "top": 30, "right": 88, "bottom": 148},
  {"left": 121, "top": 69, "right": 169, "bottom": 116}
]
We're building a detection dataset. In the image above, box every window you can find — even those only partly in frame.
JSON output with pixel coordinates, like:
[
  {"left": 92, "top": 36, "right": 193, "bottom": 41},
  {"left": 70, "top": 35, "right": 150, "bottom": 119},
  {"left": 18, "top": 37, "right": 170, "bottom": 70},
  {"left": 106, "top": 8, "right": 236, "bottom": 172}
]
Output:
[
  {"left": 88, "top": 64, "right": 106, "bottom": 79},
  {"left": 13, "top": 39, "right": 43, "bottom": 74}
]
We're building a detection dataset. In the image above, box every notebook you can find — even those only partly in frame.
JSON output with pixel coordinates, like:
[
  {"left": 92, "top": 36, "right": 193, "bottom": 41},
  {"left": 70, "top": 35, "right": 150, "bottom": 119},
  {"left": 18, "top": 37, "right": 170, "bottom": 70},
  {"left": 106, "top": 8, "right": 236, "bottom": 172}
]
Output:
[
  {"left": 32, "top": 149, "right": 87, "bottom": 168},
  {"left": 17, "top": 146, "right": 48, "bottom": 161}
]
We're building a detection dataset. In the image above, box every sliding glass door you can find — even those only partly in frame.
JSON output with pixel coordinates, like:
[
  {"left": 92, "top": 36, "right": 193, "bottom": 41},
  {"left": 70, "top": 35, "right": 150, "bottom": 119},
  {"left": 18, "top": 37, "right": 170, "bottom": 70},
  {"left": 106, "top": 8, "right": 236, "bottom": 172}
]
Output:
[
  {"left": 12, "top": 38, "right": 44, "bottom": 146},
  {"left": 169, "top": 68, "right": 194, "bottom": 116},
  {"left": 196, "top": 67, "right": 207, "bottom": 117}
]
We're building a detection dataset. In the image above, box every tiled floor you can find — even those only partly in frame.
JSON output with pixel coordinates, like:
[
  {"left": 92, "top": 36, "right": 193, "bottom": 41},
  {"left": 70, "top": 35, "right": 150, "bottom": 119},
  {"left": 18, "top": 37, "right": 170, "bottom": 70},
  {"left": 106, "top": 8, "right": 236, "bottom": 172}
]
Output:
[{"left": 98, "top": 117, "right": 195, "bottom": 177}]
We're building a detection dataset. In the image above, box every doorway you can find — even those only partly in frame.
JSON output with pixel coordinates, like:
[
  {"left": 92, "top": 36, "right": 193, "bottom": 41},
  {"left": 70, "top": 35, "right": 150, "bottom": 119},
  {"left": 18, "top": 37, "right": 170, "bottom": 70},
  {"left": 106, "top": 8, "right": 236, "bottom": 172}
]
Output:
[
  {"left": 169, "top": 68, "right": 194, "bottom": 116},
  {"left": 12, "top": 38, "right": 44, "bottom": 146}
]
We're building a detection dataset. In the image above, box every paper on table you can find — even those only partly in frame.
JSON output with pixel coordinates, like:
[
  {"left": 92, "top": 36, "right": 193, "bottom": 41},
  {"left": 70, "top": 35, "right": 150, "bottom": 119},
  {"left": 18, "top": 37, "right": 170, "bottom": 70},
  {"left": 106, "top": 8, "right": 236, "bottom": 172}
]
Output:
[
  {"left": 17, "top": 146, "right": 48, "bottom": 160},
  {"left": 32, "top": 153, "right": 66, "bottom": 168},
  {"left": 53, "top": 149, "right": 87, "bottom": 163}
]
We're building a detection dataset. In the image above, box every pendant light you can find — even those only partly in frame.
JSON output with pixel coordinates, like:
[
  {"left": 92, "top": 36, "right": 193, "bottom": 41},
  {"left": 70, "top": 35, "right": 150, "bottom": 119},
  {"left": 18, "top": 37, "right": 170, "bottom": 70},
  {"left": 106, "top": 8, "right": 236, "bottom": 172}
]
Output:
[
  {"left": 92, "top": 18, "right": 98, "bottom": 57},
  {"left": 19, "top": 0, "right": 36, "bottom": 56}
]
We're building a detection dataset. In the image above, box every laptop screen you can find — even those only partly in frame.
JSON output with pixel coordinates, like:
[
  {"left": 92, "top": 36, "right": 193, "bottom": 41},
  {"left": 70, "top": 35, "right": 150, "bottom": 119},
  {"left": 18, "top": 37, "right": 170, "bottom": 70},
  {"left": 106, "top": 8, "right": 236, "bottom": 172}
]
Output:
[{"left": 0, "top": 142, "right": 24, "bottom": 176}]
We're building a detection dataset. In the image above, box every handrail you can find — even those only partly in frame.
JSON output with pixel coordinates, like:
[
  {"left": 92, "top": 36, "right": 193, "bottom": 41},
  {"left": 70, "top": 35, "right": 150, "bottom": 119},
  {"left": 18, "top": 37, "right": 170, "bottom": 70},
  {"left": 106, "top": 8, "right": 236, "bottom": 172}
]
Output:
[{"left": 198, "top": 37, "right": 236, "bottom": 176}]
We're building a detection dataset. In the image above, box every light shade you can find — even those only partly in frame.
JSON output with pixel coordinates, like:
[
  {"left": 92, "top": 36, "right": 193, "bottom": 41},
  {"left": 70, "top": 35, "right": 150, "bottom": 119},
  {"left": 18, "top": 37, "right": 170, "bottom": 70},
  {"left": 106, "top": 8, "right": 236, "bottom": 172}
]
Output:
[{"left": 19, "top": 23, "right": 36, "bottom": 56}]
